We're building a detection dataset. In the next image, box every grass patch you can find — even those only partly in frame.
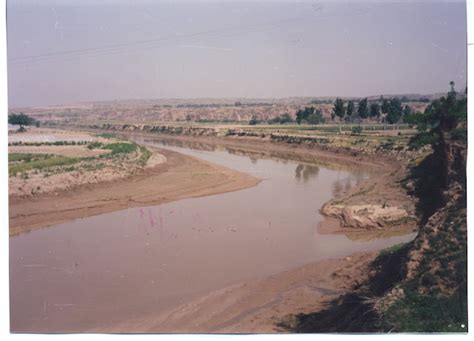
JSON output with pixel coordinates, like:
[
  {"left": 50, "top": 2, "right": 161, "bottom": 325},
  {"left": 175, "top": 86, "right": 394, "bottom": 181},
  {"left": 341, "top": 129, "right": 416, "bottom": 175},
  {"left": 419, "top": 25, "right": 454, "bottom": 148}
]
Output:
[
  {"left": 96, "top": 132, "right": 117, "bottom": 139},
  {"left": 87, "top": 141, "right": 103, "bottom": 150},
  {"left": 8, "top": 153, "right": 46, "bottom": 163},
  {"left": 9, "top": 154, "right": 81, "bottom": 176},
  {"left": 102, "top": 142, "right": 137, "bottom": 154},
  {"left": 137, "top": 146, "right": 152, "bottom": 166},
  {"left": 81, "top": 162, "right": 105, "bottom": 171},
  {"left": 383, "top": 285, "right": 467, "bottom": 332},
  {"left": 382, "top": 204, "right": 467, "bottom": 332}
]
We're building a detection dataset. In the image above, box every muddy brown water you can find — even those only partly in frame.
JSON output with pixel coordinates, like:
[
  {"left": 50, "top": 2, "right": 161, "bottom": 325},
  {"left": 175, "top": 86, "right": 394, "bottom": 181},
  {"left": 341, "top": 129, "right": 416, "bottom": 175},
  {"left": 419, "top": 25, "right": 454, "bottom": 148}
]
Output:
[{"left": 10, "top": 137, "right": 416, "bottom": 332}]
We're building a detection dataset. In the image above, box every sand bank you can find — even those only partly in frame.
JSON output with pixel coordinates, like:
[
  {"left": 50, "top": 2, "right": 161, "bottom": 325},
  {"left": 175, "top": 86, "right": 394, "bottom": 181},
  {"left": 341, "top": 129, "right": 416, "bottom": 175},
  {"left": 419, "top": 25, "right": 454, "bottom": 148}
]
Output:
[{"left": 9, "top": 147, "right": 260, "bottom": 236}]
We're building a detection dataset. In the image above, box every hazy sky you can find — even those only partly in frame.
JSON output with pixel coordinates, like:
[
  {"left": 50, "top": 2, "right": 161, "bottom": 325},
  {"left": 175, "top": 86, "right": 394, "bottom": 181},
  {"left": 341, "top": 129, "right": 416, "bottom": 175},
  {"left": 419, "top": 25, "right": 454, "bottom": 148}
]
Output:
[{"left": 7, "top": 0, "right": 467, "bottom": 107}]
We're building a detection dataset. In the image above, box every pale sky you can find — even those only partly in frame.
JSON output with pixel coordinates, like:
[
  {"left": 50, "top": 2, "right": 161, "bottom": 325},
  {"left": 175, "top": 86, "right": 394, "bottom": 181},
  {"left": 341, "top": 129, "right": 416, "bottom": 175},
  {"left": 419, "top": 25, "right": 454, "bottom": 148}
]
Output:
[{"left": 7, "top": 0, "right": 467, "bottom": 107}]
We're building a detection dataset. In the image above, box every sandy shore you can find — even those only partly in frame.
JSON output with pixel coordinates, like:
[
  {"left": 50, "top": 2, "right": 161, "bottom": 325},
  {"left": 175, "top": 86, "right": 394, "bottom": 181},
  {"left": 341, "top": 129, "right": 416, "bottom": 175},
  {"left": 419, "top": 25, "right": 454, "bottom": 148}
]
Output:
[
  {"left": 9, "top": 147, "right": 260, "bottom": 236},
  {"left": 93, "top": 251, "right": 377, "bottom": 333}
]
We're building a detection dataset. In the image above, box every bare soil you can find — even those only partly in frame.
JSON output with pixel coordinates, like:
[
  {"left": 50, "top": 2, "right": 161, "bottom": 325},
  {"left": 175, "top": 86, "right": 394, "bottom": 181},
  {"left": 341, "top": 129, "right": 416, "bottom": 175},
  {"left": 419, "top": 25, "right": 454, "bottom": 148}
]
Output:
[{"left": 8, "top": 128, "right": 97, "bottom": 143}]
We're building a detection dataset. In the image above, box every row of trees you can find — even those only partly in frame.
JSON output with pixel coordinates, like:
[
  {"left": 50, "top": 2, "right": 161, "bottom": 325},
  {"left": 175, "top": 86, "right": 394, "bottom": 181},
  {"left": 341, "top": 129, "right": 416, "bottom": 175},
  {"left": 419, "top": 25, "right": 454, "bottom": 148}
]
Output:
[
  {"left": 332, "top": 97, "right": 412, "bottom": 124},
  {"left": 255, "top": 96, "right": 413, "bottom": 125},
  {"left": 280, "top": 96, "right": 417, "bottom": 126},
  {"left": 248, "top": 86, "right": 464, "bottom": 127},
  {"left": 249, "top": 109, "right": 324, "bottom": 125}
]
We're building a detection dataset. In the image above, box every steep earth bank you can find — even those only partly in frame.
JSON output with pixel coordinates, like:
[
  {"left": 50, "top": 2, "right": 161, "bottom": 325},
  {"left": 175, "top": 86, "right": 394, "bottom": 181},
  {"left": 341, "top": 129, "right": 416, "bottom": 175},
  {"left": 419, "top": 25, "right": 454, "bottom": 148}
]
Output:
[{"left": 278, "top": 125, "right": 467, "bottom": 332}]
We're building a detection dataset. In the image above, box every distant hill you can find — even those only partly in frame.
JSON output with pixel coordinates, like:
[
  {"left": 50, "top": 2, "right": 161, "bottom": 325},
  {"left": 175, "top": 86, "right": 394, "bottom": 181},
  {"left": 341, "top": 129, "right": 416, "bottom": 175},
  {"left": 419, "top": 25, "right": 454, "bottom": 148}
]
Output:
[{"left": 9, "top": 93, "right": 444, "bottom": 112}]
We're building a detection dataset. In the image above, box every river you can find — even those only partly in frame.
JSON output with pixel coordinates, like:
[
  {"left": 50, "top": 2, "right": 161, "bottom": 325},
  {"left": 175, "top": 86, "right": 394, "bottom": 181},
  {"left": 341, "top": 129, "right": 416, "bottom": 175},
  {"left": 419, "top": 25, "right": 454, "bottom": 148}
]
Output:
[{"left": 10, "top": 137, "right": 416, "bottom": 332}]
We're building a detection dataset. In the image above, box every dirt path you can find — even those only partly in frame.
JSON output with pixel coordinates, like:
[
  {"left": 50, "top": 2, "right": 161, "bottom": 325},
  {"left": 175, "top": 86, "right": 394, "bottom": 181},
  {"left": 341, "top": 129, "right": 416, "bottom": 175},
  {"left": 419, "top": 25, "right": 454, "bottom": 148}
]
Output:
[{"left": 9, "top": 147, "right": 260, "bottom": 236}]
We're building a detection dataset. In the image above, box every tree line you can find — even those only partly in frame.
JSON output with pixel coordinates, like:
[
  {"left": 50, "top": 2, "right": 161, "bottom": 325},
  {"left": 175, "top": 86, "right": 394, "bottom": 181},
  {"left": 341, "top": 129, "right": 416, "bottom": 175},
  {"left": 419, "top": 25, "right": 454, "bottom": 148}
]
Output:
[{"left": 331, "top": 96, "right": 413, "bottom": 124}]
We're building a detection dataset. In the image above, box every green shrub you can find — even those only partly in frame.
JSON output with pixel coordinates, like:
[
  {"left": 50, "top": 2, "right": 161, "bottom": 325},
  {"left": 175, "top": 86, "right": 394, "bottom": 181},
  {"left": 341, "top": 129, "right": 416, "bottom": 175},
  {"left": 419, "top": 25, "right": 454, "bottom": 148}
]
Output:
[{"left": 408, "top": 132, "right": 437, "bottom": 149}]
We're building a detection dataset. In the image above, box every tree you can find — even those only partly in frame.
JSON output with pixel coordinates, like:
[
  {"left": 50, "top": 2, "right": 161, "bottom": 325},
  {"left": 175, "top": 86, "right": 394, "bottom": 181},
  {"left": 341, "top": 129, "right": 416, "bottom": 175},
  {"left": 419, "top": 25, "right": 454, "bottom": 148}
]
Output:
[
  {"left": 403, "top": 111, "right": 424, "bottom": 126},
  {"left": 296, "top": 107, "right": 317, "bottom": 124},
  {"left": 8, "top": 113, "right": 35, "bottom": 128},
  {"left": 249, "top": 115, "right": 258, "bottom": 125},
  {"left": 423, "top": 83, "right": 465, "bottom": 132},
  {"left": 381, "top": 98, "right": 390, "bottom": 114},
  {"left": 386, "top": 98, "right": 403, "bottom": 124},
  {"left": 306, "top": 109, "right": 325, "bottom": 125},
  {"left": 279, "top": 113, "right": 293, "bottom": 124},
  {"left": 409, "top": 82, "right": 466, "bottom": 149},
  {"left": 369, "top": 102, "right": 381, "bottom": 118},
  {"left": 296, "top": 109, "right": 305, "bottom": 124},
  {"left": 403, "top": 105, "right": 412, "bottom": 117},
  {"left": 346, "top": 100, "right": 355, "bottom": 119},
  {"left": 333, "top": 98, "right": 345, "bottom": 121},
  {"left": 268, "top": 113, "right": 293, "bottom": 124},
  {"left": 386, "top": 111, "right": 401, "bottom": 124},
  {"left": 449, "top": 81, "right": 455, "bottom": 94},
  {"left": 357, "top": 98, "right": 369, "bottom": 119}
]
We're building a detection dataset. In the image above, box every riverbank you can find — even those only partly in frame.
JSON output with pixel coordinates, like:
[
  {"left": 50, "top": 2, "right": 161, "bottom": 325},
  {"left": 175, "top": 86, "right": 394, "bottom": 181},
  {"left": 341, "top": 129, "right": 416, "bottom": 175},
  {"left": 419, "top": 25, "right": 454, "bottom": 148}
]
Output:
[
  {"left": 48, "top": 125, "right": 421, "bottom": 237},
  {"left": 9, "top": 146, "right": 260, "bottom": 236},
  {"left": 72, "top": 122, "right": 414, "bottom": 169}
]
